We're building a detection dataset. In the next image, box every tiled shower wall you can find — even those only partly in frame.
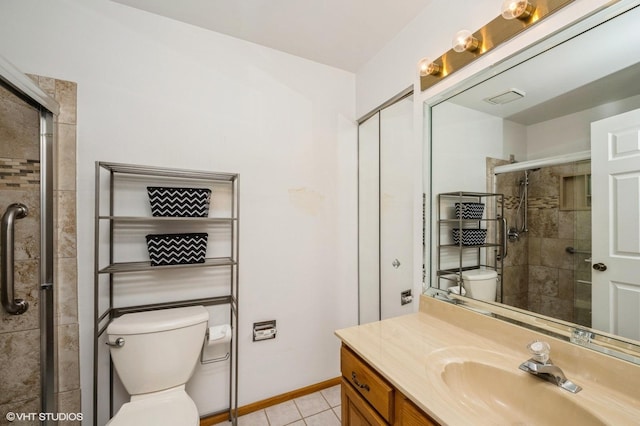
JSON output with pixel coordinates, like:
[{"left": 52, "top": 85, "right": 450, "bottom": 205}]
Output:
[
  {"left": 43, "top": 75, "right": 81, "bottom": 425},
  {"left": 0, "top": 76, "right": 80, "bottom": 425},
  {"left": 488, "top": 158, "right": 529, "bottom": 310},
  {"left": 0, "top": 83, "right": 43, "bottom": 422},
  {"left": 490, "top": 158, "right": 592, "bottom": 324}
]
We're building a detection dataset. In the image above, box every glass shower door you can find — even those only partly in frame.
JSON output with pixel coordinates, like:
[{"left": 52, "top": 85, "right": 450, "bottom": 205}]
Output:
[{"left": 0, "top": 82, "right": 44, "bottom": 418}]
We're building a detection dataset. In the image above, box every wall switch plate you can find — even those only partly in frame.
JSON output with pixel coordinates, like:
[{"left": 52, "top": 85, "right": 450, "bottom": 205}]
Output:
[
  {"left": 401, "top": 289, "right": 413, "bottom": 305},
  {"left": 253, "top": 320, "right": 277, "bottom": 341}
]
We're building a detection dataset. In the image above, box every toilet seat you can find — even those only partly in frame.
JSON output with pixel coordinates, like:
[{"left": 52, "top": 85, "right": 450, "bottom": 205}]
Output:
[{"left": 106, "top": 387, "right": 199, "bottom": 426}]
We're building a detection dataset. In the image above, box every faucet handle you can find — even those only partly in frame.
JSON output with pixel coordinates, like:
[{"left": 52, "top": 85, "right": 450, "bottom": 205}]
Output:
[{"left": 527, "top": 340, "right": 550, "bottom": 363}]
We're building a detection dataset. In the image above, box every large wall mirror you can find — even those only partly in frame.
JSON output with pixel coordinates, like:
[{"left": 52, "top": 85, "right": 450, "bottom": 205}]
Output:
[{"left": 425, "top": 0, "right": 640, "bottom": 363}]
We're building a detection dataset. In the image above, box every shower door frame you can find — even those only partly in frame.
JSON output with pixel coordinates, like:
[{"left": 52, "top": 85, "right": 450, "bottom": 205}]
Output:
[
  {"left": 0, "top": 55, "right": 59, "bottom": 419},
  {"left": 492, "top": 151, "right": 592, "bottom": 319}
]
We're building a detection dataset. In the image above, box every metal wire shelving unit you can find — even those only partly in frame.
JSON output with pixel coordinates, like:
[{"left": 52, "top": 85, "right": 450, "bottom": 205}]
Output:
[
  {"left": 437, "top": 191, "right": 504, "bottom": 297},
  {"left": 93, "top": 161, "right": 239, "bottom": 425}
]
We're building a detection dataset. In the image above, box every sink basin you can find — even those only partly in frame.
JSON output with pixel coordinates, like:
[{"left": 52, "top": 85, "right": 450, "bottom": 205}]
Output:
[{"left": 426, "top": 347, "right": 606, "bottom": 425}]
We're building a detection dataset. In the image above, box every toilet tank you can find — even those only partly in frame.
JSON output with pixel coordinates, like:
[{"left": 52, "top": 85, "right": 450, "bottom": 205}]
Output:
[
  {"left": 461, "top": 269, "right": 498, "bottom": 301},
  {"left": 107, "top": 306, "right": 209, "bottom": 395}
]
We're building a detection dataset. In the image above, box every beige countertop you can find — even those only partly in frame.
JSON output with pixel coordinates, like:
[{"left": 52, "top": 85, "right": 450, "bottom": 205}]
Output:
[{"left": 335, "top": 295, "right": 640, "bottom": 425}]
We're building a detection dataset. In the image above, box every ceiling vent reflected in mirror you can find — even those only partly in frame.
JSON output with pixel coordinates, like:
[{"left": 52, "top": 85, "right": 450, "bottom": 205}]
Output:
[{"left": 484, "top": 88, "right": 526, "bottom": 105}]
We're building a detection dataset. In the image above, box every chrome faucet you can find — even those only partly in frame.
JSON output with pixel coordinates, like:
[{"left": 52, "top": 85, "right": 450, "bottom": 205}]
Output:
[{"left": 518, "top": 341, "right": 582, "bottom": 393}]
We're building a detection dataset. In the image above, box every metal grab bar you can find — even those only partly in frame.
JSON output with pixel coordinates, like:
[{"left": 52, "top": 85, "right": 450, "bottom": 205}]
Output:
[
  {"left": 565, "top": 246, "right": 591, "bottom": 255},
  {"left": 1, "top": 203, "right": 29, "bottom": 315},
  {"left": 500, "top": 216, "right": 508, "bottom": 259}
]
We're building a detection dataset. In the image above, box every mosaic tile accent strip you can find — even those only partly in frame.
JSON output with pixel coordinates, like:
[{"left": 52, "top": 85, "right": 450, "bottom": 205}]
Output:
[
  {"left": 528, "top": 195, "right": 559, "bottom": 210},
  {"left": 503, "top": 196, "right": 519, "bottom": 210},
  {"left": 0, "top": 158, "right": 40, "bottom": 189},
  {"left": 503, "top": 195, "right": 559, "bottom": 210}
]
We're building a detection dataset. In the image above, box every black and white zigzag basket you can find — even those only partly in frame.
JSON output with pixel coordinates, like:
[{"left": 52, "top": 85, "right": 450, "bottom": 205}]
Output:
[
  {"left": 147, "top": 187, "right": 212, "bottom": 217},
  {"left": 145, "top": 233, "right": 208, "bottom": 266},
  {"left": 452, "top": 228, "right": 487, "bottom": 246},
  {"left": 455, "top": 202, "right": 485, "bottom": 219}
]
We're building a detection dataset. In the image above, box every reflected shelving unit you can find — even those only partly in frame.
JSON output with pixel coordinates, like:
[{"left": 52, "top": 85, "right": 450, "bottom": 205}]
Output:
[
  {"left": 437, "top": 191, "right": 504, "bottom": 296},
  {"left": 93, "top": 161, "right": 239, "bottom": 425}
]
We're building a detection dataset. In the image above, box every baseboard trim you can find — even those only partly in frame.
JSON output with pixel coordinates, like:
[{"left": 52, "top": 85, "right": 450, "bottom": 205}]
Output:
[{"left": 199, "top": 377, "right": 341, "bottom": 426}]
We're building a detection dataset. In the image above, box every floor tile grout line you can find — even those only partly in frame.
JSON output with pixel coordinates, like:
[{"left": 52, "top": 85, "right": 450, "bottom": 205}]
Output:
[
  {"left": 292, "top": 396, "right": 305, "bottom": 423},
  {"left": 219, "top": 387, "right": 343, "bottom": 426},
  {"left": 319, "top": 389, "right": 331, "bottom": 409}
]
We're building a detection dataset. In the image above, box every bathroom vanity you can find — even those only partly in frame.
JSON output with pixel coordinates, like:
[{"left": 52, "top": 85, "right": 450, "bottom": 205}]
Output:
[
  {"left": 335, "top": 295, "right": 640, "bottom": 425},
  {"left": 341, "top": 344, "right": 437, "bottom": 425}
]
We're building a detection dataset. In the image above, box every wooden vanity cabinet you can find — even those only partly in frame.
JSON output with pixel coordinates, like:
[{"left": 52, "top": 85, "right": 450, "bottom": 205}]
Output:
[
  {"left": 340, "top": 345, "right": 438, "bottom": 426},
  {"left": 398, "top": 398, "right": 437, "bottom": 426},
  {"left": 342, "top": 377, "right": 387, "bottom": 426}
]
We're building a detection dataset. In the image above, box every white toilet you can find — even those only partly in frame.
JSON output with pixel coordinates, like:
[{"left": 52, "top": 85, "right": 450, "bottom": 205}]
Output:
[
  {"left": 106, "top": 306, "right": 209, "bottom": 426},
  {"left": 462, "top": 269, "right": 498, "bottom": 301}
]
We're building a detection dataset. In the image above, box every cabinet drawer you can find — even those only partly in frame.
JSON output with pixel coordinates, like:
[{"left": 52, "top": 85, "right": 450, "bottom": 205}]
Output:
[
  {"left": 341, "top": 345, "right": 394, "bottom": 423},
  {"left": 342, "top": 378, "right": 387, "bottom": 426}
]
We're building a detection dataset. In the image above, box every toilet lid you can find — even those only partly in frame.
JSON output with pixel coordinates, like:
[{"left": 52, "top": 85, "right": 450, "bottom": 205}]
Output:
[
  {"left": 106, "top": 389, "right": 199, "bottom": 426},
  {"left": 461, "top": 269, "right": 497, "bottom": 281}
]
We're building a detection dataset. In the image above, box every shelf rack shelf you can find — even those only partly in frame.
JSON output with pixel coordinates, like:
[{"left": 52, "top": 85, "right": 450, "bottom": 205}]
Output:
[
  {"left": 93, "top": 161, "right": 239, "bottom": 425},
  {"left": 98, "top": 257, "right": 237, "bottom": 274},
  {"left": 99, "top": 215, "right": 237, "bottom": 223}
]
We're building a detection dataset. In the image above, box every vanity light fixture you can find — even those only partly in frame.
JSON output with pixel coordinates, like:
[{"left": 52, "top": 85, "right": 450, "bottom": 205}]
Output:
[
  {"left": 452, "top": 30, "right": 481, "bottom": 53},
  {"left": 418, "top": 0, "right": 575, "bottom": 92},
  {"left": 501, "top": 0, "right": 536, "bottom": 20},
  {"left": 418, "top": 57, "right": 441, "bottom": 76}
]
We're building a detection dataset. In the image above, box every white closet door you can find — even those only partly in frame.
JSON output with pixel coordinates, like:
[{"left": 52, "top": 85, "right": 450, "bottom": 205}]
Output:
[
  {"left": 380, "top": 96, "right": 414, "bottom": 320},
  {"left": 358, "top": 114, "right": 380, "bottom": 324}
]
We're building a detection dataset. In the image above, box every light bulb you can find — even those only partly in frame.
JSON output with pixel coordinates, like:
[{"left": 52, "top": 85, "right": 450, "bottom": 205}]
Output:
[
  {"left": 452, "top": 30, "right": 480, "bottom": 53},
  {"left": 418, "top": 57, "right": 441, "bottom": 77},
  {"left": 501, "top": 0, "right": 535, "bottom": 20}
]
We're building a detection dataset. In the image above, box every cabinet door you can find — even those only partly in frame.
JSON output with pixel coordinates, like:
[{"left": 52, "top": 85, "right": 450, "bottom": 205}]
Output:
[
  {"left": 398, "top": 397, "right": 438, "bottom": 426},
  {"left": 342, "top": 378, "right": 387, "bottom": 426}
]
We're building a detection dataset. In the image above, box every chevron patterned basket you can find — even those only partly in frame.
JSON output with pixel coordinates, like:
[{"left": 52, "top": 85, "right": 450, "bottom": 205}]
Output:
[
  {"left": 455, "top": 202, "right": 485, "bottom": 219},
  {"left": 452, "top": 228, "right": 487, "bottom": 246},
  {"left": 145, "top": 233, "right": 208, "bottom": 266},
  {"left": 147, "top": 187, "right": 212, "bottom": 217}
]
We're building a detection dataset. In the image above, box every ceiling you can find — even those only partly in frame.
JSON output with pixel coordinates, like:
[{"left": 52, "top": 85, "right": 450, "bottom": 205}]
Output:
[
  {"left": 446, "top": 6, "right": 640, "bottom": 126},
  {"left": 112, "top": 0, "right": 433, "bottom": 72}
]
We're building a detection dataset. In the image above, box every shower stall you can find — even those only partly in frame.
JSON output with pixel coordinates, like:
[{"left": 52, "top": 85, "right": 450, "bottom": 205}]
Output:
[
  {"left": 493, "top": 157, "right": 592, "bottom": 326},
  {"left": 1, "top": 57, "right": 57, "bottom": 421}
]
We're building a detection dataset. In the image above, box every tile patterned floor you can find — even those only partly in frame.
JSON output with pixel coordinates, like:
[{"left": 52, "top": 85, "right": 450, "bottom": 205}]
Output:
[{"left": 215, "top": 385, "right": 341, "bottom": 426}]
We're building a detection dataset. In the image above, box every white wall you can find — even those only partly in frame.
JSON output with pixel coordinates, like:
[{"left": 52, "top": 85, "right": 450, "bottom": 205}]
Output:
[
  {"left": 503, "top": 120, "right": 527, "bottom": 162},
  {"left": 526, "top": 93, "right": 640, "bottom": 159},
  {"left": 432, "top": 102, "right": 504, "bottom": 195},
  {"left": 0, "top": 0, "right": 357, "bottom": 420}
]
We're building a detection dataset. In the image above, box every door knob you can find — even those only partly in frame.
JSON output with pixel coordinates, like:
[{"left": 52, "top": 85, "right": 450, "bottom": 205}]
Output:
[
  {"left": 392, "top": 259, "right": 401, "bottom": 269},
  {"left": 592, "top": 263, "right": 607, "bottom": 272}
]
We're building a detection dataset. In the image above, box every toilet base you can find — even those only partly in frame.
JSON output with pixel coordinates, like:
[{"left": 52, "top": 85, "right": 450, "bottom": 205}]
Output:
[{"left": 106, "top": 386, "right": 199, "bottom": 426}]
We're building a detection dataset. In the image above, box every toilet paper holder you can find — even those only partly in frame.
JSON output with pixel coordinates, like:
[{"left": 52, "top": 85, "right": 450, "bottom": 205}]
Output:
[
  {"left": 201, "top": 350, "right": 230, "bottom": 364},
  {"left": 200, "top": 324, "right": 231, "bottom": 364}
]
